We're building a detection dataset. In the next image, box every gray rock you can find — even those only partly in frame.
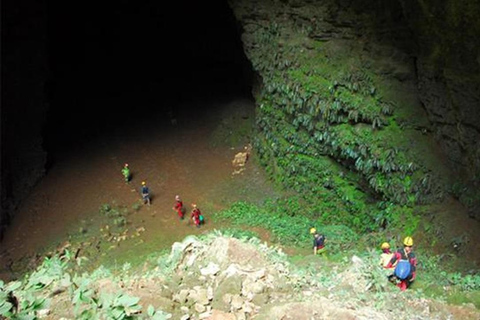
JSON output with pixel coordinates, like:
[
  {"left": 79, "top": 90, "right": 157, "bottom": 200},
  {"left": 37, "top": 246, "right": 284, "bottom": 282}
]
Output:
[
  {"left": 242, "top": 301, "right": 255, "bottom": 314},
  {"left": 195, "top": 288, "right": 210, "bottom": 305},
  {"left": 207, "top": 285, "right": 214, "bottom": 301},
  {"left": 234, "top": 311, "right": 246, "bottom": 320},
  {"left": 174, "top": 289, "right": 190, "bottom": 303},
  {"left": 212, "top": 275, "right": 243, "bottom": 310},
  {"left": 198, "top": 311, "right": 213, "bottom": 319},
  {"left": 200, "top": 262, "right": 220, "bottom": 276},
  {"left": 195, "top": 303, "right": 206, "bottom": 313},
  {"left": 251, "top": 293, "right": 269, "bottom": 306},
  {"left": 231, "top": 294, "right": 244, "bottom": 310}
]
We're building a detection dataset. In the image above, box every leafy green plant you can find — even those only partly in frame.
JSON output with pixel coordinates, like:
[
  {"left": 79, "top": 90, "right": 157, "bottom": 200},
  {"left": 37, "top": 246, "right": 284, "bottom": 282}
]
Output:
[
  {"left": 101, "top": 203, "right": 129, "bottom": 227},
  {"left": 217, "top": 201, "right": 359, "bottom": 252},
  {"left": 146, "top": 305, "right": 172, "bottom": 320}
]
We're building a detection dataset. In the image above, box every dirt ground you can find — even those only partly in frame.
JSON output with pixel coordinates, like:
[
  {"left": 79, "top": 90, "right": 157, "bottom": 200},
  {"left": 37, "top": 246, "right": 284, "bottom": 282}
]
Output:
[
  {"left": 1, "top": 93, "right": 480, "bottom": 281},
  {"left": 0, "top": 96, "right": 280, "bottom": 279}
]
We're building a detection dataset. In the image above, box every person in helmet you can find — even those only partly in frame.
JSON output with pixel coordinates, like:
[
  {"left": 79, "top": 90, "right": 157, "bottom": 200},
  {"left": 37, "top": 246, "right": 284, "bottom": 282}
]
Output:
[
  {"left": 140, "top": 181, "right": 151, "bottom": 205},
  {"left": 191, "top": 204, "right": 202, "bottom": 228},
  {"left": 172, "top": 195, "right": 184, "bottom": 220},
  {"left": 122, "top": 163, "right": 131, "bottom": 183},
  {"left": 379, "top": 242, "right": 395, "bottom": 269},
  {"left": 313, "top": 231, "right": 326, "bottom": 255},
  {"left": 385, "top": 236, "right": 417, "bottom": 291}
]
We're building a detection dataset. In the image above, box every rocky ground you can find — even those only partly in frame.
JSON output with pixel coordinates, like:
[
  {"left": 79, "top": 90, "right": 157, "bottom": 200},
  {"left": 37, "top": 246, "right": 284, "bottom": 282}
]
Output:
[{"left": 22, "top": 233, "right": 477, "bottom": 320}]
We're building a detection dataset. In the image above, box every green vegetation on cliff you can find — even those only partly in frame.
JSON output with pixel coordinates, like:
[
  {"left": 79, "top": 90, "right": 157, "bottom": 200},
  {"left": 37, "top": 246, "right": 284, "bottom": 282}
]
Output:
[{"left": 231, "top": 0, "right": 452, "bottom": 235}]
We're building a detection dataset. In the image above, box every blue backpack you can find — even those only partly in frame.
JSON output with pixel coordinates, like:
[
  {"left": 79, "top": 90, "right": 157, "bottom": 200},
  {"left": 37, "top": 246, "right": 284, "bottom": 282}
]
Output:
[{"left": 394, "top": 260, "right": 411, "bottom": 280}]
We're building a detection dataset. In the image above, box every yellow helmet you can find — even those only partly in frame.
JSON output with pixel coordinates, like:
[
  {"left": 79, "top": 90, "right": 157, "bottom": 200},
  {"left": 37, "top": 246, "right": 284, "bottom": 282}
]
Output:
[
  {"left": 309, "top": 227, "right": 316, "bottom": 234},
  {"left": 381, "top": 242, "right": 390, "bottom": 250},
  {"left": 403, "top": 236, "right": 414, "bottom": 246},
  {"left": 141, "top": 181, "right": 146, "bottom": 186}
]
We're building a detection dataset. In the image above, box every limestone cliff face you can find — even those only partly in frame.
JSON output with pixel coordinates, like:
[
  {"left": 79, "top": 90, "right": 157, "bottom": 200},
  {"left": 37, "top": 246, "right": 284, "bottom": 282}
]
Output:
[
  {"left": 228, "top": 0, "right": 480, "bottom": 223},
  {"left": 1, "top": 0, "right": 48, "bottom": 238},
  {"left": 399, "top": 0, "right": 480, "bottom": 214}
]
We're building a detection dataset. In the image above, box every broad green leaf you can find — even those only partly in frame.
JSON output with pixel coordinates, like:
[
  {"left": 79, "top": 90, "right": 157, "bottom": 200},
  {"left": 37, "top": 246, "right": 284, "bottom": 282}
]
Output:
[
  {"left": 0, "top": 301, "right": 13, "bottom": 315},
  {"left": 147, "top": 304, "right": 155, "bottom": 316},
  {"left": 118, "top": 295, "right": 139, "bottom": 307},
  {"left": 6, "top": 281, "right": 22, "bottom": 292}
]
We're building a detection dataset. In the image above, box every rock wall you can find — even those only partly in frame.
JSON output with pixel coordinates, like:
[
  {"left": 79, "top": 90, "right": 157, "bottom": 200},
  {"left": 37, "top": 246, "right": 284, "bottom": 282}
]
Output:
[
  {"left": 1, "top": 0, "right": 48, "bottom": 238},
  {"left": 399, "top": 0, "right": 480, "bottom": 215},
  {"left": 228, "top": 0, "right": 480, "bottom": 224}
]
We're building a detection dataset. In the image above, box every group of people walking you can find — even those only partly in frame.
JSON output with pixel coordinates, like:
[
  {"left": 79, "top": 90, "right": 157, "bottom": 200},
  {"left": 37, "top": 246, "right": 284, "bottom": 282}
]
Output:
[
  {"left": 172, "top": 194, "right": 205, "bottom": 228},
  {"left": 121, "top": 163, "right": 205, "bottom": 227}
]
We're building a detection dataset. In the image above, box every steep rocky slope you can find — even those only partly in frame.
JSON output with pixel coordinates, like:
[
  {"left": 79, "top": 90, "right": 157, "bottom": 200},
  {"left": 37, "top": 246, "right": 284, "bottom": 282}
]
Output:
[{"left": 1, "top": 234, "right": 478, "bottom": 319}]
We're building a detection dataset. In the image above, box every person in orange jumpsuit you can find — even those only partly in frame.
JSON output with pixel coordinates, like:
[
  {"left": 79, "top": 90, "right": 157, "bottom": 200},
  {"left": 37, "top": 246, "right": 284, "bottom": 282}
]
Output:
[
  {"left": 172, "top": 195, "right": 184, "bottom": 219},
  {"left": 191, "top": 204, "right": 201, "bottom": 228}
]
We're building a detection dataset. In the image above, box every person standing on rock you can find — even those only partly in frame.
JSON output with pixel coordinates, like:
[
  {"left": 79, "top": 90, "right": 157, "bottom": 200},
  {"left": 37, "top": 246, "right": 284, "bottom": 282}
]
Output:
[
  {"left": 191, "top": 204, "right": 202, "bottom": 228},
  {"left": 313, "top": 231, "right": 326, "bottom": 255},
  {"left": 173, "top": 195, "right": 184, "bottom": 219},
  {"left": 122, "top": 163, "right": 131, "bottom": 183},
  {"left": 141, "top": 181, "right": 151, "bottom": 205}
]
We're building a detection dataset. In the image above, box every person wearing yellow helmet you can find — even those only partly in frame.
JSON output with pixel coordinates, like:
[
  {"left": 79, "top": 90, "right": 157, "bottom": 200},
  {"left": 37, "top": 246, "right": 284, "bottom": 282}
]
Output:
[
  {"left": 386, "top": 236, "right": 417, "bottom": 291},
  {"left": 403, "top": 236, "right": 413, "bottom": 246},
  {"left": 379, "top": 242, "right": 395, "bottom": 269},
  {"left": 313, "top": 231, "right": 326, "bottom": 255},
  {"left": 140, "top": 181, "right": 151, "bottom": 205}
]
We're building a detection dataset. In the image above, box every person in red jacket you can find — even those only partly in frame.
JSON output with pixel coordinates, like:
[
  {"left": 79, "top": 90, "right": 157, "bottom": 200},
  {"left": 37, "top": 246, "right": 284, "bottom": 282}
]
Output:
[
  {"left": 191, "top": 204, "right": 201, "bottom": 228},
  {"left": 386, "top": 236, "right": 417, "bottom": 291},
  {"left": 172, "top": 195, "right": 184, "bottom": 220}
]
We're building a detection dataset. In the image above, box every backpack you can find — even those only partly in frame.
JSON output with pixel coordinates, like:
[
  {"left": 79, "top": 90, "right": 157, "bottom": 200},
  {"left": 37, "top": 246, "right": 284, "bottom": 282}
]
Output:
[{"left": 394, "top": 259, "right": 411, "bottom": 280}]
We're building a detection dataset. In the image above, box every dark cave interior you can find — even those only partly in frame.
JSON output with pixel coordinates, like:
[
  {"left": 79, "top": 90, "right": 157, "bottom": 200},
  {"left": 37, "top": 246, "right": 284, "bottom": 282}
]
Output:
[{"left": 43, "top": 0, "right": 253, "bottom": 158}]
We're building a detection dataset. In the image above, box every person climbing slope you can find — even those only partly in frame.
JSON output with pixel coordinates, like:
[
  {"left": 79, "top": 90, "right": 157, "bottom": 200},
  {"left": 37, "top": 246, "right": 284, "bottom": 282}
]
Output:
[
  {"left": 385, "top": 236, "right": 417, "bottom": 291},
  {"left": 313, "top": 231, "right": 326, "bottom": 255},
  {"left": 122, "top": 163, "right": 131, "bottom": 183},
  {"left": 379, "top": 242, "right": 395, "bottom": 269},
  {"left": 172, "top": 195, "right": 184, "bottom": 219}
]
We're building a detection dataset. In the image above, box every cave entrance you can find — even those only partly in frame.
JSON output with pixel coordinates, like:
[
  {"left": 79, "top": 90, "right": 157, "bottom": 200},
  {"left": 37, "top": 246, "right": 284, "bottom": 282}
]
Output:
[
  {"left": 1, "top": 1, "right": 264, "bottom": 270},
  {"left": 44, "top": 0, "right": 254, "bottom": 162}
]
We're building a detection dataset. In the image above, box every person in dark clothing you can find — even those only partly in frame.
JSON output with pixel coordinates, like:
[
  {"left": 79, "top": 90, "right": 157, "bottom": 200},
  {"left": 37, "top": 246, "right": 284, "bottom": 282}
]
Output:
[
  {"left": 385, "top": 236, "right": 417, "bottom": 291},
  {"left": 141, "top": 181, "right": 151, "bottom": 205},
  {"left": 313, "top": 232, "right": 326, "bottom": 255}
]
